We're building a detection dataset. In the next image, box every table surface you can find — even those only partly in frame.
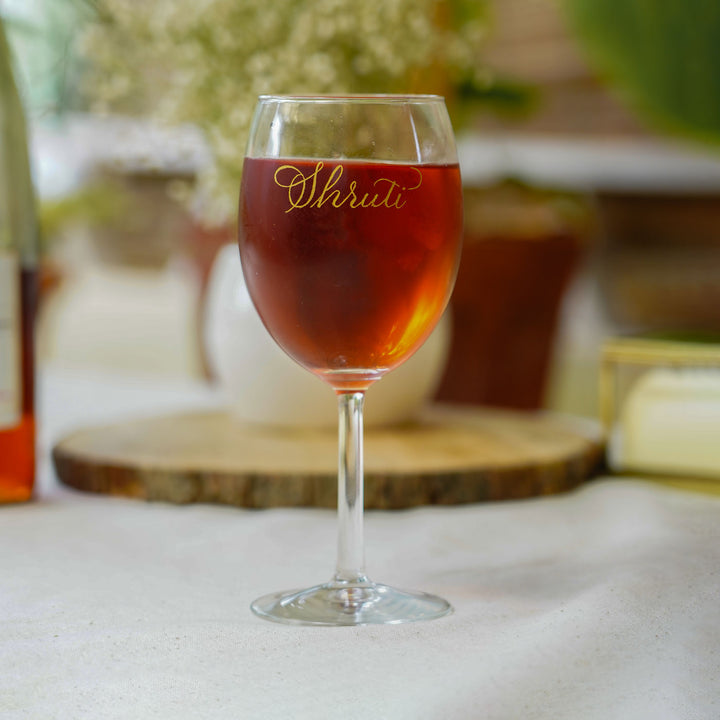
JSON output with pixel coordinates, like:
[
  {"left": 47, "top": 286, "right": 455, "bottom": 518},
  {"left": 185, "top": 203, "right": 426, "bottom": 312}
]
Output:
[{"left": 2, "top": 366, "right": 719, "bottom": 720}]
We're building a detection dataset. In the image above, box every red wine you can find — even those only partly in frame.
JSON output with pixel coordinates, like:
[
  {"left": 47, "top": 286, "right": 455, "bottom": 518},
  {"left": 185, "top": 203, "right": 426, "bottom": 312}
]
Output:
[
  {"left": 0, "top": 266, "right": 36, "bottom": 502},
  {"left": 239, "top": 157, "right": 462, "bottom": 390}
]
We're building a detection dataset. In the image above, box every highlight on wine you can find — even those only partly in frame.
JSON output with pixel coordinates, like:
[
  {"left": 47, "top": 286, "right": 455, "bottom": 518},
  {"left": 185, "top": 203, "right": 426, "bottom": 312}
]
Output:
[{"left": 81, "top": 0, "right": 488, "bottom": 222}]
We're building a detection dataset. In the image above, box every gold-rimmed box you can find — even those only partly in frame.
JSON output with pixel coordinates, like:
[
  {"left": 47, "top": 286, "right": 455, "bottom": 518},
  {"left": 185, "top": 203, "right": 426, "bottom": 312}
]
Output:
[{"left": 600, "top": 336, "right": 720, "bottom": 488}]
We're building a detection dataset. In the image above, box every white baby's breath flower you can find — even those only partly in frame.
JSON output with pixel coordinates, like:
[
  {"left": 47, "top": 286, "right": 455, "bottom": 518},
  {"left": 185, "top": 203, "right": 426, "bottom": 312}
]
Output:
[{"left": 84, "top": 0, "right": 488, "bottom": 223}]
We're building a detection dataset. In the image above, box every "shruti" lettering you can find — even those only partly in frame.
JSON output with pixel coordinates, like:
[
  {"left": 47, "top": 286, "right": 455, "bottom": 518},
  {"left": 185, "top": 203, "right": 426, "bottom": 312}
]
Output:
[{"left": 273, "top": 161, "right": 423, "bottom": 213}]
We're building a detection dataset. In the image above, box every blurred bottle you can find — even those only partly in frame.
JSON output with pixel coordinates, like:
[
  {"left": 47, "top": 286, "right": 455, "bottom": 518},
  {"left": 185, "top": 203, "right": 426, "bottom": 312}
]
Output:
[{"left": 0, "top": 19, "right": 38, "bottom": 503}]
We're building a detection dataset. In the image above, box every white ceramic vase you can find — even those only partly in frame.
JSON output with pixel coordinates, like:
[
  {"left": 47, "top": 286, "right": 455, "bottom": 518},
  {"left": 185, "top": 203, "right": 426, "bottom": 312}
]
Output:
[{"left": 203, "top": 244, "right": 451, "bottom": 428}]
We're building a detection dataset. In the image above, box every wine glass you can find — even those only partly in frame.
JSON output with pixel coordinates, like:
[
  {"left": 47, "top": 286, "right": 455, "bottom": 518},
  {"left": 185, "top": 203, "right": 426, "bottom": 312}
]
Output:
[{"left": 238, "top": 95, "right": 463, "bottom": 625}]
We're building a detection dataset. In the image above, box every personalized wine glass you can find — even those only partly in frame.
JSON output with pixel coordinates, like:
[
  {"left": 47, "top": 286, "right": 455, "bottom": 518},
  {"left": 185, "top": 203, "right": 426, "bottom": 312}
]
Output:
[{"left": 239, "top": 95, "right": 463, "bottom": 625}]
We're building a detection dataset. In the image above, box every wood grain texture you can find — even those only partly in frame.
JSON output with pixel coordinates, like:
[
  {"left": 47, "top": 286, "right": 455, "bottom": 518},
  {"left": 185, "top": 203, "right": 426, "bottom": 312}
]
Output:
[{"left": 53, "top": 405, "right": 604, "bottom": 509}]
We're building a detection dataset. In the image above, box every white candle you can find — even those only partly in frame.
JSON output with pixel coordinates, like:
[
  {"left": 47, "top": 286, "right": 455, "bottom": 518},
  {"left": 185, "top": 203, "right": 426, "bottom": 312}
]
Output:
[{"left": 616, "top": 368, "right": 720, "bottom": 478}]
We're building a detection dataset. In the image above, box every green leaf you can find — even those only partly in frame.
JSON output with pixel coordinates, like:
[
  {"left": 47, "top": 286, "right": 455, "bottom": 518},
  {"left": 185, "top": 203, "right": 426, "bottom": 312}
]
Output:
[
  {"left": 455, "top": 76, "right": 538, "bottom": 115},
  {"left": 563, "top": 0, "right": 720, "bottom": 144}
]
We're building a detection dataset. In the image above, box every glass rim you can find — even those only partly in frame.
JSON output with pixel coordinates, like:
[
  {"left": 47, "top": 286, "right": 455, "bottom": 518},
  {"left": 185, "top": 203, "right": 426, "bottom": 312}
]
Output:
[{"left": 256, "top": 94, "right": 446, "bottom": 104}]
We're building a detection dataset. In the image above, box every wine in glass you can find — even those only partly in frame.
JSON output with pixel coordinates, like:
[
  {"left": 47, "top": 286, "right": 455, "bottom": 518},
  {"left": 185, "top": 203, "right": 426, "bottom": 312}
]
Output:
[{"left": 239, "top": 95, "right": 463, "bottom": 625}]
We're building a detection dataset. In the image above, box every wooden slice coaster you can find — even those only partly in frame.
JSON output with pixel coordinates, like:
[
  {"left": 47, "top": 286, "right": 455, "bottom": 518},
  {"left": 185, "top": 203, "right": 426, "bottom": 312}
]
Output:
[{"left": 53, "top": 405, "right": 604, "bottom": 509}]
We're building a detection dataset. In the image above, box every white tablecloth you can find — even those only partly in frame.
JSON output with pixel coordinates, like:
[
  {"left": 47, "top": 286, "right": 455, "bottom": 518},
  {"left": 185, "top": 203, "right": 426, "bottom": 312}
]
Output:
[{"left": 2, "top": 367, "right": 719, "bottom": 719}]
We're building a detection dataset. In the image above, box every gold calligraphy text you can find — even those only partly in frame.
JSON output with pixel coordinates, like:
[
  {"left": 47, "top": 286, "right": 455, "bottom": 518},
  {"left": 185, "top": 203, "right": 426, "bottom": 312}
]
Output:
[{"left": 273, "top": 162, "right": 422, "bottom": 213}]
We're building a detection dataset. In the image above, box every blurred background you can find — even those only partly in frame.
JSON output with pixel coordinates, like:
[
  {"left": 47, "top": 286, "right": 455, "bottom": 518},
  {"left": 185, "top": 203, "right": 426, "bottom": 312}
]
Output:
[{"left": 4, "top": 0, "right": 720, "bottom": 423}]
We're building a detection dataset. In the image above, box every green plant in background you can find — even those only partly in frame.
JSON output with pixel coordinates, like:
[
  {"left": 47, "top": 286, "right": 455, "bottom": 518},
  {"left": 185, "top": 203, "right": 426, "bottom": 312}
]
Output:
[
  {"left": 81, "top": 0, "right": 495, "bottom": 222},
  {"left": 563, "top": 0, "right": 720, "bottom": 146},
  {"left": 0, "top": 16, "right": 37, "bottom": 264},
  {"left": 2, "top": 2, "right": 118, "bottom": 256},
  {"left": 39, "top": 182, "right": 126, "bottom": 241},
  {"left": 2, "top": 0, "right": 93, "bottom": 116}
]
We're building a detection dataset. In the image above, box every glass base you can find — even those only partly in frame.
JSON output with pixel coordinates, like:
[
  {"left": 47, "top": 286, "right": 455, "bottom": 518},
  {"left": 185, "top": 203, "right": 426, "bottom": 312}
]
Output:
[{"left": 251, "top": 578, "right": 452, "bottom": 626}]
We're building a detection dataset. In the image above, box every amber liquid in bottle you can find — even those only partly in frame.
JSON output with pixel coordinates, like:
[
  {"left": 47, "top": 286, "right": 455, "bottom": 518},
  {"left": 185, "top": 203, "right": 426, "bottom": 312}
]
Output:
[{"left": 0, "top": 267, "right": 36, "bottom": 502}]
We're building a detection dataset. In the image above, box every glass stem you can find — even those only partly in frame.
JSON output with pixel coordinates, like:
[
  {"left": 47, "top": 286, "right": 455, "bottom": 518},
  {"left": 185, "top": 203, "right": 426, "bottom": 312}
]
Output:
[{"left": 334, "top": 391, "right": 368, "bottom": 585}]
